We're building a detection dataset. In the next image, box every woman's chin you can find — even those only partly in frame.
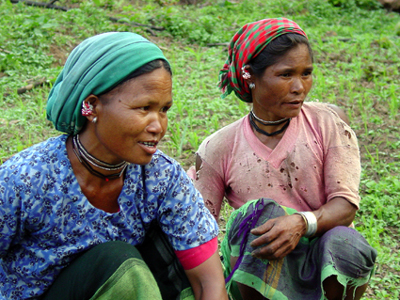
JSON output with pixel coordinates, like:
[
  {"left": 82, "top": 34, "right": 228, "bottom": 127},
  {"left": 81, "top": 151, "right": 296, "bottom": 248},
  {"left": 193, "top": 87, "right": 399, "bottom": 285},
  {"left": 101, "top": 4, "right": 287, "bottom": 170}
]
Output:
[{"left": 129, "top": 154, "right": 155, "bottom": 166}]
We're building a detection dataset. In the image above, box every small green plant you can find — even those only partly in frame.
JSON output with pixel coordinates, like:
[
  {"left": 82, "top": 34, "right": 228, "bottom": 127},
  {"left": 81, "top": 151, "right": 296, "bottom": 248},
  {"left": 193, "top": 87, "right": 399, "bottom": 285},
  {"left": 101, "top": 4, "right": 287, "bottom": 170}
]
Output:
[
  {"left": 328, "top": 0, "right": 382, "bottom": 10},
  {"left": 1, "top": 1, "right": 400, "bottom": 298}
]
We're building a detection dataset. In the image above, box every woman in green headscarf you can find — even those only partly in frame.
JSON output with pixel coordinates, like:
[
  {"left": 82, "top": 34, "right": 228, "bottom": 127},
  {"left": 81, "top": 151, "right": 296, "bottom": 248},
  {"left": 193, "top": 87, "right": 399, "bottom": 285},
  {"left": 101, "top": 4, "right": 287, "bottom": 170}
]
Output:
[
  {"left": 188, "top": 18, "right": 376, "bottom": 299},
  {"left": 0, "top": 32, "right": 228, "bottom": 300}
]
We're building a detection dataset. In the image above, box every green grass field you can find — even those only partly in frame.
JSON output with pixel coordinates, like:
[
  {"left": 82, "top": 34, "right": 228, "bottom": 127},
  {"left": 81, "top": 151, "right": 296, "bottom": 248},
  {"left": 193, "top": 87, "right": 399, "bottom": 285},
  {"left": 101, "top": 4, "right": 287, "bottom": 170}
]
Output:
[{"left": 1, "top": 0, "right": 399, "bottom": 298}]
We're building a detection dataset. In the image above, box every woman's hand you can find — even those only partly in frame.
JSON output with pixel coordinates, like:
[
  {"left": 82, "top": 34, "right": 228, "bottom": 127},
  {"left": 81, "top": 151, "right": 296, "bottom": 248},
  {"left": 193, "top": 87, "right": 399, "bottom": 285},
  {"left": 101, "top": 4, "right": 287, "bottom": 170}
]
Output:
[
  {"left": 250, "top": 197, "right": 357, "bottom": 260},
  {"left": 185, "top": 251, "right": 229, "bottom": 300},
  {"left": 250, "top": 214, "right": 306, "bottom": 260}
]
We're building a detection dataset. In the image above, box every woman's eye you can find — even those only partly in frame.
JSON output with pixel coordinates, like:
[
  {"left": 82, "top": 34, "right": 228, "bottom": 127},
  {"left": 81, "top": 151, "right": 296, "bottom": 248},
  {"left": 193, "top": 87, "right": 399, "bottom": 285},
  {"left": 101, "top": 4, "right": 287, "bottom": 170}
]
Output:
[
  {"left": 140, "top": 106, "right": 150, "bottom": 111},
  {"left": 162, "top": 106, "right": 171, "bottom": 113},
  {"left": 280, "top": 73, "right": 290, "bottom": 77}
]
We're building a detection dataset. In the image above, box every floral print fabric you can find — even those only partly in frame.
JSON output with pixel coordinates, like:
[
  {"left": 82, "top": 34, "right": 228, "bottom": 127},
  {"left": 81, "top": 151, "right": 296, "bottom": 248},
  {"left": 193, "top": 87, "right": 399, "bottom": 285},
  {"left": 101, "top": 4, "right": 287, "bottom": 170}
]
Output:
[{"left": 0, "top": 135, "right": 218, "bottom": 299}]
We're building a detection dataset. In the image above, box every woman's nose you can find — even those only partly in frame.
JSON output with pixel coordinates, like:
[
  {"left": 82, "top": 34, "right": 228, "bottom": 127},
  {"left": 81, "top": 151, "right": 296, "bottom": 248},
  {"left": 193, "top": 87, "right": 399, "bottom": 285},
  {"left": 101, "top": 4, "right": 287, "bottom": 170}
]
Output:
[
  {"left": 291, "top": 77, "right": 305, "bottom": 94},
  {"left": 146, "top": 113, "right": 165, "bottom": 134}
]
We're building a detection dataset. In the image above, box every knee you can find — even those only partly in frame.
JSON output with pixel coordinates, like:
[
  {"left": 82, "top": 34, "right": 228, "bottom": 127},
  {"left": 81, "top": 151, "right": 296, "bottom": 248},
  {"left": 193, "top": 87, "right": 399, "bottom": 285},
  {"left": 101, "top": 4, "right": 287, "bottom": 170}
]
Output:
[
  {"left": 321, "top": 226, "right": 372, "bottom": 252},
  {"left": 86, "top": 241, "right": 142, "bottom": 269},
  {"left": 321, "top": 226, "right": 356, "bottom": 241},
  {"left": 43, "top": 242, "right": 145, "bottom": 300},
  {"left": 319, "top": 227, "right": 377, "bottom": 277}
]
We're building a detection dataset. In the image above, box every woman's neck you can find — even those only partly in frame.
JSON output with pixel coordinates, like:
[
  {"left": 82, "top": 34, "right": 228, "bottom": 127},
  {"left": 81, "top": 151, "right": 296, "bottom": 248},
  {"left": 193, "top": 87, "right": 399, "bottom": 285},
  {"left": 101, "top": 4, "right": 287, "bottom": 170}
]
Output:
[{"left": 66, "top": 136, "right": 124, "bottom": 213}]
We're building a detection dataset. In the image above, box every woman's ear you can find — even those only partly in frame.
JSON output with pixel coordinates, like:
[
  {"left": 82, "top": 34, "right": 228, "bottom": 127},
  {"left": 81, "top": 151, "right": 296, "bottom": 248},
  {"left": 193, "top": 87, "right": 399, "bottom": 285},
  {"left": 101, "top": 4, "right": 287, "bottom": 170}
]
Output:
[
  {"left": 241, "top": 65, "right": 255, "bottom": 87},
  {"left": 81, "top": 94, "right": 100, "bottom": 123}
]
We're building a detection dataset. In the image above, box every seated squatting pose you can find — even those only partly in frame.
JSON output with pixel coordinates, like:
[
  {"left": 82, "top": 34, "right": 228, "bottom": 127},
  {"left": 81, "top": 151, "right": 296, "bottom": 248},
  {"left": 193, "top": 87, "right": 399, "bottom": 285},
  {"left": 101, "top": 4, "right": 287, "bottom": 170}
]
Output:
[
  {"left": 189, "top": 18, "right": 377, "bottom": 300},
  {"left": 0, "top": 32, "right": 228, "bottom": 300}
]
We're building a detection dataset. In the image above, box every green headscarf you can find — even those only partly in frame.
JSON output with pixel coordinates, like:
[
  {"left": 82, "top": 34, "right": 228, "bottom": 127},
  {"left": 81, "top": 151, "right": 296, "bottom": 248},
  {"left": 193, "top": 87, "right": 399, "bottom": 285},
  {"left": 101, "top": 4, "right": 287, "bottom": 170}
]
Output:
[{"left": 46, "top": 32, "right": 169, "bottom": 134}]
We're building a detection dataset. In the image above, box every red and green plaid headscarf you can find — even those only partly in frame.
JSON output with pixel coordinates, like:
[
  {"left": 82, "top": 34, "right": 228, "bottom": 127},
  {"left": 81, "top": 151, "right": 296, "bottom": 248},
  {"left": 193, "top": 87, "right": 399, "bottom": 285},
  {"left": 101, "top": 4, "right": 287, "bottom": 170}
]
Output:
[{"left": 219, "top": 18, "right": 307, "bottom": 103}]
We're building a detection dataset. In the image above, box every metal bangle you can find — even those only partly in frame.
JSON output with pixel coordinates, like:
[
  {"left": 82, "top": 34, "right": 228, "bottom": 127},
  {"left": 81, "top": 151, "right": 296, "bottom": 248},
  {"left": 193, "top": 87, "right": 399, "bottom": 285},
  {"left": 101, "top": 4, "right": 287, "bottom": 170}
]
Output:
[{"left": 295, "top": 211, "right": 318, "bottom": 238}]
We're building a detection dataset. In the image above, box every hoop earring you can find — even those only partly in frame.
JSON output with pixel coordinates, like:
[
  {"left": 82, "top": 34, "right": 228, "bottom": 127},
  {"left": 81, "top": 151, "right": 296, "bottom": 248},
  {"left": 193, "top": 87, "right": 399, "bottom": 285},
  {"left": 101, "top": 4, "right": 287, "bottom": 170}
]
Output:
[{"left": 249, "top": 83, "right": 255, "bottom": 89}]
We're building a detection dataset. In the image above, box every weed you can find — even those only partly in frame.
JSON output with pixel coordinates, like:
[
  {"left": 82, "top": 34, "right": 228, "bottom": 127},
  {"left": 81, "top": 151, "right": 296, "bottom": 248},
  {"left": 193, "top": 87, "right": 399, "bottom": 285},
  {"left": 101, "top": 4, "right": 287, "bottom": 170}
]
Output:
[{"left": 1, "top": 1, "right": 400, "bottom": 298}]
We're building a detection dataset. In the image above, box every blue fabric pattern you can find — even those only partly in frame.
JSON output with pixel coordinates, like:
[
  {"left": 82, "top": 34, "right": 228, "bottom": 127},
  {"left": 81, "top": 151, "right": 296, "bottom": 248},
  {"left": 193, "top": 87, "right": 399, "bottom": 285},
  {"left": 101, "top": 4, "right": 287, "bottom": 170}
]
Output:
[{"left": 0, "top": 135, "right": 218, "bottom": 299}]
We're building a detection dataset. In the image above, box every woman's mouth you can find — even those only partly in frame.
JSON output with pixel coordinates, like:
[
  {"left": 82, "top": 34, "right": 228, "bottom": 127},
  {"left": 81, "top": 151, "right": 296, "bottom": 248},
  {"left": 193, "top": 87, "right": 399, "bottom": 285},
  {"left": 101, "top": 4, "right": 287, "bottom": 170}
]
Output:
[
  {"left": 284, "top": 101, "right": 302, "bottom": 107},
  {"left": 140, "top": 141, "right": 157, "bottom": 147},
  {"left": 138, "top": 141, "right": 158, "bottom": 154}
]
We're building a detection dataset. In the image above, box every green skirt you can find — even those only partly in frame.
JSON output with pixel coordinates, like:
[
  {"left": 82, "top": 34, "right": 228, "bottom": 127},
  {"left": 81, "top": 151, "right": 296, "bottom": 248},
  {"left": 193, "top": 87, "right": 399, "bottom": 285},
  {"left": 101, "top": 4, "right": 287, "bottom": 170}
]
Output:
[{"left": 221, "top": 198, "right": 377, "bottom": 300}]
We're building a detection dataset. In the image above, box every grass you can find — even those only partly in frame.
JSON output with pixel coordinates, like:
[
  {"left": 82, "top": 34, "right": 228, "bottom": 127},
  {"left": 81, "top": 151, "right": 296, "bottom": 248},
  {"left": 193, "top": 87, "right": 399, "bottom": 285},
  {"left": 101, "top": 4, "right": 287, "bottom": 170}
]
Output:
[{"left": 1, "top": 0, "right": 400, "bottom": 298}]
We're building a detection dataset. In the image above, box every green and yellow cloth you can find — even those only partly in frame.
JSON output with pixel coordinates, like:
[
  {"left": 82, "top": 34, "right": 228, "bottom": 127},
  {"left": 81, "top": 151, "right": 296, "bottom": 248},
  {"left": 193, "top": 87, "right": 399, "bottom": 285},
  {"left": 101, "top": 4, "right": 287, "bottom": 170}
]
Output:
[{"left": 221, "top": 199, "right": 377, "bottom": 300}]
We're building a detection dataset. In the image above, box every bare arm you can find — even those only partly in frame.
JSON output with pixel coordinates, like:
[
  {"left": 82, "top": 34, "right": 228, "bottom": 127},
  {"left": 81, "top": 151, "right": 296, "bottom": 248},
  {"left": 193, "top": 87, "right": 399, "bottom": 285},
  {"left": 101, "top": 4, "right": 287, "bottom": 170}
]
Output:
[
  {"left": 184, "top": 251, "right": 228, "bottom": 300},
  {"left": 195, "top": 153, "right": 202, "bottom": 171},
  {"left": 312, "top": 196, "right": 356, "bottom": 233},
  {"left": 250, "top": 197, "right": 357, "bottom": 260}
]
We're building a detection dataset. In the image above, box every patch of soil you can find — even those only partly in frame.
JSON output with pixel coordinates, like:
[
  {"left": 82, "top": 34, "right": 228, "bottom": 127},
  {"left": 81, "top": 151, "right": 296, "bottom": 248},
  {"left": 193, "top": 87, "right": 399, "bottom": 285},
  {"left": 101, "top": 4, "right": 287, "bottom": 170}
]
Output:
[
  {"left": 378, "top": 0, "right": 400, "bottom": 11},
  {"left": 49, "top": 43, "right": 74, "bottom": 67}
]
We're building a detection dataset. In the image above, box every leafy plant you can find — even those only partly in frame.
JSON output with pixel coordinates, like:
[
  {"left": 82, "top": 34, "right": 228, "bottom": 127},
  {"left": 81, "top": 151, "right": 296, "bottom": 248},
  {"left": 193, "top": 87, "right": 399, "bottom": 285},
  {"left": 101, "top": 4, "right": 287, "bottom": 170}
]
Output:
[{"left": 1, "top": 1, "right": 400, "bottom": 298}]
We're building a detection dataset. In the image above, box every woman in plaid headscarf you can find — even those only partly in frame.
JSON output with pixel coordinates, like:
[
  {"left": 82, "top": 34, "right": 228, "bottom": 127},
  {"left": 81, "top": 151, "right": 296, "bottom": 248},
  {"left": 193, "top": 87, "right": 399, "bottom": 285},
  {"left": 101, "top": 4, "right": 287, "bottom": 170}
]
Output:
[{"left": 189, "top": 18, "right": 376, "bottom": 299}]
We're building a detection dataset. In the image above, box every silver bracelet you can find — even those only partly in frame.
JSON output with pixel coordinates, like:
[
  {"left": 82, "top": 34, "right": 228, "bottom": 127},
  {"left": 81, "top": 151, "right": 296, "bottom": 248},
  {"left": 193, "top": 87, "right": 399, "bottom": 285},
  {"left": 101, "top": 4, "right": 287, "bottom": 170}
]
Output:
[{"left": 295, "top": 211, "right": 318, "bottom": 238}]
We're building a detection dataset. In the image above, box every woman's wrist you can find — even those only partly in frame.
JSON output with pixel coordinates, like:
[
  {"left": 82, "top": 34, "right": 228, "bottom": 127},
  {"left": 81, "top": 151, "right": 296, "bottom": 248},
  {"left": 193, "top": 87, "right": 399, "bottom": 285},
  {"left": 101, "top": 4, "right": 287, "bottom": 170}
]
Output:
[{"left": 294, "top": 211, "right": 318, "bottom": 238}]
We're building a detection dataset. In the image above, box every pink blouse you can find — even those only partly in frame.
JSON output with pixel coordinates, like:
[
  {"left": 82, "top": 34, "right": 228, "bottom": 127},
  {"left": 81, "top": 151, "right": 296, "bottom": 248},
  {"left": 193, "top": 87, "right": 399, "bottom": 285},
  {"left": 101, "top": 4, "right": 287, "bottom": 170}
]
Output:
[{"left": 191, "top": 102, "right": 361, "bottom": 218}]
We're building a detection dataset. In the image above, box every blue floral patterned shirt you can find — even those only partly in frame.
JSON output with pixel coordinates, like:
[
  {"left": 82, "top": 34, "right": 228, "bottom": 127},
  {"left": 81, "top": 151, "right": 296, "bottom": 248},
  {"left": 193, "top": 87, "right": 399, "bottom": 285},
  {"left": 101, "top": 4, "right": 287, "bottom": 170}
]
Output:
[{"left": 0, "top": 135, "right": 218, "bottom": 299}]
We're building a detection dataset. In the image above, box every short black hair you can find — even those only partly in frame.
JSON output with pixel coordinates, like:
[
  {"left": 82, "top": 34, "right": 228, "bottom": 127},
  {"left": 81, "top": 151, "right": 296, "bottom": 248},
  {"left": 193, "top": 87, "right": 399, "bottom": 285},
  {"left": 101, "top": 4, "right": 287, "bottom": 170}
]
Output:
[
  {"left": 248, "top": 33, "right": 313, "bottom": 78},
  {"left": 120, "top": 59, "right": 172, "bottom": 84}
]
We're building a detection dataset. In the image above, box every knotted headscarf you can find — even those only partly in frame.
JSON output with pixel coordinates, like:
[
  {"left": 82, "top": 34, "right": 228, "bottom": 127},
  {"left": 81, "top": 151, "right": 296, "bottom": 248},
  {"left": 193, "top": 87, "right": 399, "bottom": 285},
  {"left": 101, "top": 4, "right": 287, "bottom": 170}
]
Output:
[
  {"left": 47, "top": 32, "right": 169, "bottom": 134},
  {"left": 218, "top": 18, "right": 307, "bottom": 103}
]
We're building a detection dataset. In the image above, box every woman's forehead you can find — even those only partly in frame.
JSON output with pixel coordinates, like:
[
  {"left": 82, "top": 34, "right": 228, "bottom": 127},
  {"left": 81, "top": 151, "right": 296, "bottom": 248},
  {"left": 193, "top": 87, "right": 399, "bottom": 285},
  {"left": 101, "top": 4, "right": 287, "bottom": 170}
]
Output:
[
  {"left": 271, "top": 44, "right": 313, "bottom": 68},
  {"left": 110, "top": 69, "right": 172, "bottom": 102}
]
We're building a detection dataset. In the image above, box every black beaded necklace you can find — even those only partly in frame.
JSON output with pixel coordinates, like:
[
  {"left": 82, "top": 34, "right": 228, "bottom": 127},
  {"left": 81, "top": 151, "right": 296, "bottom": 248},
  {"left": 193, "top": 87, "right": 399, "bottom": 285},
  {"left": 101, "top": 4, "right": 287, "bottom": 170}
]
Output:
[
  {"left": 249, "top": 113, "right": 290, "bottom": 137},
  {"left": 72, "top": 135, "right": 127, "bottom": 181}
]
